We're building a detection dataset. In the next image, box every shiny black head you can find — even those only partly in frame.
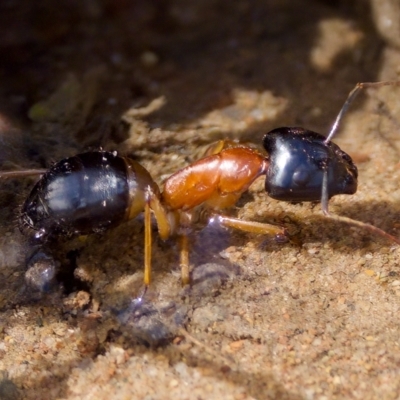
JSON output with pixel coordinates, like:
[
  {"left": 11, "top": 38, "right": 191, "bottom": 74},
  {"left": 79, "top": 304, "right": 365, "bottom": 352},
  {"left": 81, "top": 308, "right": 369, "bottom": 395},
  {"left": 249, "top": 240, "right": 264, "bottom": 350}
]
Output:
[{"left": 263, "top": 127, "right": 358, "bottom": 202}]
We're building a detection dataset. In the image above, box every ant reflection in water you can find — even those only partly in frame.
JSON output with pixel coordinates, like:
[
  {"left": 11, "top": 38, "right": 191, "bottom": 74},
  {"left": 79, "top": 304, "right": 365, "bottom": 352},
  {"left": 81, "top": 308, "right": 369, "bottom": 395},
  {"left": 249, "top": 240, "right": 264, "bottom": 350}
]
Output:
[{"left": 2, "top": 81, "right": 400, "bottom": 291}]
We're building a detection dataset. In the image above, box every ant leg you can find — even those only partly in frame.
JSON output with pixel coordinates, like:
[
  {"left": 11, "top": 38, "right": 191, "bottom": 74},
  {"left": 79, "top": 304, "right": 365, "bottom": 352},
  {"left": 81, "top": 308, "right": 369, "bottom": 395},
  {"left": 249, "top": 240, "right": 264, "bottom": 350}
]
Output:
[
  {"left": 202, "top": 140, "right": 227, "bottom": 156},
  {"left": 179, "top": 234, "right": 190, "bottom": 286},
  {"left": 143, "top": 186, "right": 176, "bottom": 286},
  {"left": 146, "top": 187, "right": 173, "bottom": 240},
  {"left": 143, "top": 201, "right": 152, "bottom": 286},
  {"left": 0, "top": 169, "right": 47, "bottom": 179},
  {"left": 134, "top": 285, "right": 148, "bottom": 304},
  {"left": 325, "top": 81, "right": 400, "bottom": 143},
  {"left": 213, "top": 215, "right": 286, "bottom": 239}
]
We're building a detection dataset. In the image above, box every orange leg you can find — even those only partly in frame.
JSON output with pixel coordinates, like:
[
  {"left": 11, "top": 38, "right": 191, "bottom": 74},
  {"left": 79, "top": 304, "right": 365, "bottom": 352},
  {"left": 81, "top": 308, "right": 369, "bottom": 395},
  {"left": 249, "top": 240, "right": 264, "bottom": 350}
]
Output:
[
  {"left": 213, "top": 214, "right": 286, "bottom": 238},
  {"left": 143, "top": 186, "right": 177, "bottom": 286},
  {"left": 176, "top": 215, "right": 285, "bottom": 286},
  {"left": 144, "top": 201, "right": 152, "bottom": 286},
  {"left": 147, "top": 188, "right": 173, "bottom": 240},
  {"left": 179, "top": 234, "right": 190, "bottom": 286}
]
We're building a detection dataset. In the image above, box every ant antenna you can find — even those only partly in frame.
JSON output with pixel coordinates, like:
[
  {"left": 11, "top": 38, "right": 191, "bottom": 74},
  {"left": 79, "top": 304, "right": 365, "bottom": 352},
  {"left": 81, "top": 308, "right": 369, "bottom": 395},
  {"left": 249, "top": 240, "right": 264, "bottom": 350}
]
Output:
[
  {"left": 321, "top": 167, "right": 329, "bottom": 215},
  {"left": 324, "top": 81, "right": 400, "bottom": 144},
  {"left": 322, "top": 81, "right": 400, "bottom": 212},
  {"left": 320, "top": 80, "right": 400, "bottom": 245},
  {"left": 325, "top": 213, "right": 400, "bottom": 245}
]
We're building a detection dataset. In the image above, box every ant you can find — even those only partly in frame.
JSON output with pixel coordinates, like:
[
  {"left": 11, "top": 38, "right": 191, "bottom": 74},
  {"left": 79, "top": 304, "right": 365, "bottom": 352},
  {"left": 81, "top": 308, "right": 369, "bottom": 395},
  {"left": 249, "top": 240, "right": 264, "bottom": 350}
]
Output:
[{"left": 1, "top": 81, "right": 400, "bottom": 290}]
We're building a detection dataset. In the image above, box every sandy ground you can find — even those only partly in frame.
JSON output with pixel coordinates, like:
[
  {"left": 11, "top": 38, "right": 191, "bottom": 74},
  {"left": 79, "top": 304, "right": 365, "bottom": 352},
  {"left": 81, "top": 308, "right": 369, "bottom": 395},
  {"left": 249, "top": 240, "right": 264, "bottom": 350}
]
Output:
[{"left": 1, "top": 1, "right": 400, "bottom": 399}]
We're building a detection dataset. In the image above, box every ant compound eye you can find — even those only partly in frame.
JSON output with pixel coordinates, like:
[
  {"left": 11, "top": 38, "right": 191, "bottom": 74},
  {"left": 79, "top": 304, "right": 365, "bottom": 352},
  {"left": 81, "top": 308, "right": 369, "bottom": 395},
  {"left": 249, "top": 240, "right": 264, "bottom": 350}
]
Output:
[
  {"left": 339, "top": 164, "right": 357, "bottom": 195},
  {"left": 292, "top": 167, "right": 311, "bottom": 187}
]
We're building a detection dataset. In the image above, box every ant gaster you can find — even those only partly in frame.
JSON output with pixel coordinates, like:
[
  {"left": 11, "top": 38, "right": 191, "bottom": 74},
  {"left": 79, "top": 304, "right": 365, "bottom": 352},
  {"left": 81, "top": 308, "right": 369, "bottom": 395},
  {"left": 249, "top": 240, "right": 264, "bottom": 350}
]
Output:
[{"left": 2, "top": 81, "right": 400, "bottom": 288}]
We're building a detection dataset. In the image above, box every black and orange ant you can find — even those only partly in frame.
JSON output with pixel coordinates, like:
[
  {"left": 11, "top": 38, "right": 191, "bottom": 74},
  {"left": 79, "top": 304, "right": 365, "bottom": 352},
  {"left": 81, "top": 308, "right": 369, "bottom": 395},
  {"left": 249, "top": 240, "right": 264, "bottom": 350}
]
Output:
[{"left": 2, "top": 81, "right": 400, "bottom": 290}]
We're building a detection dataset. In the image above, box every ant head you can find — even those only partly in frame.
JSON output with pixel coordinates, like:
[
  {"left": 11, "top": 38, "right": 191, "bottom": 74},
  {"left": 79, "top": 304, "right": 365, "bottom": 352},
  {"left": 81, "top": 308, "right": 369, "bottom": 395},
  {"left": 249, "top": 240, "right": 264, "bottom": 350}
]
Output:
[{"left": 262, "top": 127, "right": 358, "bottom": 202}]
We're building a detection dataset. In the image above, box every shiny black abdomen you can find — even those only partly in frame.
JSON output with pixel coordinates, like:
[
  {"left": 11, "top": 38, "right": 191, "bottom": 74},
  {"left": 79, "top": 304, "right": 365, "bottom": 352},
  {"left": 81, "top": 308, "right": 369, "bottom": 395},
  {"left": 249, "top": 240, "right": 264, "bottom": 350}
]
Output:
[
  {"left": 20, "top": 151, "right": 129, "bottom": 242},
  {"left": 263, "top": 127, "right": 358, "bottom": 202}
]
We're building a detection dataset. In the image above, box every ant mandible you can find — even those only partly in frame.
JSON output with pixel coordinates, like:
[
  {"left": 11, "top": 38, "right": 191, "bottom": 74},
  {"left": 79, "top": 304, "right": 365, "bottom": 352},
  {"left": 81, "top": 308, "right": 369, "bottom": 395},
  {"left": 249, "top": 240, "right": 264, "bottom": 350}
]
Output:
[{"left": 2, "top": 81, "right": 400, "bottom": 289}]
